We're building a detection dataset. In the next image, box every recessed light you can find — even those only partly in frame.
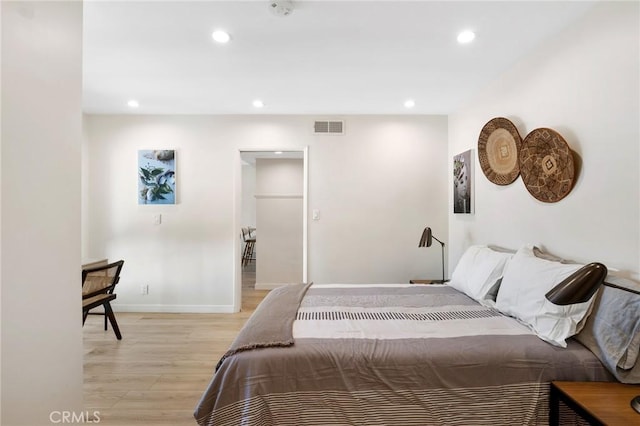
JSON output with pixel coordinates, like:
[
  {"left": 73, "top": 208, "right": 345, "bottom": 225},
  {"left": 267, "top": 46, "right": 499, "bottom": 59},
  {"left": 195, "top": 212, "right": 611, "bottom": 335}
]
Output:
[
  {"left": 274, "top": 151, "right": 283, "bottom": 155},
  {"left": 457, "top": 30, "right": 475, "bottom": 44},
  {"left": 127, "top": 99, "right": 139, "bottom": 108},
  {"left": 404, "top": 99, "right": 416, "bottom": 108},
  {"left": 252, "top": 99, "right": 265, "bottom": 108},
  {"left": 212, "top": 30, "right": 230, "bottom": 44}
]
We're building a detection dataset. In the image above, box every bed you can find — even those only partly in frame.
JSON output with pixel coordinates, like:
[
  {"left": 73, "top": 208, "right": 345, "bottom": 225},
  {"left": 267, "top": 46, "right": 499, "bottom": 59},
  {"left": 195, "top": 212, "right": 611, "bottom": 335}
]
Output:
[{"left": 194, "top": 245, "right": 640, "bottom": 426}]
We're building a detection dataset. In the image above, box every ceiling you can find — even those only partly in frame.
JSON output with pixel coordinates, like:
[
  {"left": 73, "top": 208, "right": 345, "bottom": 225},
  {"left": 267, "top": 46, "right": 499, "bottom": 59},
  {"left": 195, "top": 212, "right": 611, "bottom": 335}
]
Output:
[{"left": 82, "top": 1, "right": 596, "bottom": 115}]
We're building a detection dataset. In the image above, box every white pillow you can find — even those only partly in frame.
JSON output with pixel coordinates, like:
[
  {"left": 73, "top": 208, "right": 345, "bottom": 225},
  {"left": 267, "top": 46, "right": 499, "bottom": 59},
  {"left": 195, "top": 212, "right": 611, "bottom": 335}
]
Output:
[
  {"left": 495, "top": 245, "right": 594, "bottom": 347},
  {"left": 448, "top": 245, "right": 513, "bottom": 302}
]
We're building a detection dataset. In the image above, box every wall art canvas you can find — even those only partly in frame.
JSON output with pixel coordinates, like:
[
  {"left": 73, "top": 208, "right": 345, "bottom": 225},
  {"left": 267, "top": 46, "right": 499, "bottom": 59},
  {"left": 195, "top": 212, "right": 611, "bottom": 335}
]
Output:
[
  {"left": 453, "top": 149, "right": 473, "bottom": 214},
  {"left": 138, "top": 150, "right": 176, "bottom": 204}
]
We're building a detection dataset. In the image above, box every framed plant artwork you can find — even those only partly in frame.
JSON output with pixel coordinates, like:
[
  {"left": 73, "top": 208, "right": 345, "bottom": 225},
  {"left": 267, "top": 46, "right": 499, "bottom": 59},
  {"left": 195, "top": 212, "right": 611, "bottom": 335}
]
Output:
[
  {"left": 138, "top": 150, "right": 176, "bottom": 204},
  {"left": 453, "top": 149, "right": 473, "bottom": 214}
]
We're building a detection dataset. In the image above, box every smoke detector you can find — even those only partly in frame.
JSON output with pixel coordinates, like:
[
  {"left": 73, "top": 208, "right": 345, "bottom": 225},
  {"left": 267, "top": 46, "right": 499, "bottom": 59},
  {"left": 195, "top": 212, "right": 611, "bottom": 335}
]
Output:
[{"left": 269, "top": 1, "right": 294, "bottom": 17}]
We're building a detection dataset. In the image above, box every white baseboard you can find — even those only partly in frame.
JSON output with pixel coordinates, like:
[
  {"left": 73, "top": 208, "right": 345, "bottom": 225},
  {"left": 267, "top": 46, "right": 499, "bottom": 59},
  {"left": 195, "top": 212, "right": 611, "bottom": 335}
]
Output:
[{"left": 112, "top": 304, "right": 236, "bottom": 313}]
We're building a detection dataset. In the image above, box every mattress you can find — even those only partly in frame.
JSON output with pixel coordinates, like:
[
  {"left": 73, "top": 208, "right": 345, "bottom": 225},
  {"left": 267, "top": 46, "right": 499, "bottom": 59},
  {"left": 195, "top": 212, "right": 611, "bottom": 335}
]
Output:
[{"left": 194, "top": 283, "right": 612, "bottom": 426}]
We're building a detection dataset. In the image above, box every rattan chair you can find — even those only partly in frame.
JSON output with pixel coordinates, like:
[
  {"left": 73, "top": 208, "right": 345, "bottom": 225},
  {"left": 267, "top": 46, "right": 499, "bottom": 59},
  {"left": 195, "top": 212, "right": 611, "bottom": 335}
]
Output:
[{"left": 82, "top": 260, "right": 125, "bottom": 340}]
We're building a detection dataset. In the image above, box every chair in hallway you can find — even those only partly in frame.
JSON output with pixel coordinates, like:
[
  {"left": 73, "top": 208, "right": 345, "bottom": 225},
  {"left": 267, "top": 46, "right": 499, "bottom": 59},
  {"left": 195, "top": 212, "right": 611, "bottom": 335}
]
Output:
[
  {"left": 241, "top": 227, "right": 256, "bottom": 267},
  {"left": 82, "top": 259, "right": 125, "bottom": 340}
]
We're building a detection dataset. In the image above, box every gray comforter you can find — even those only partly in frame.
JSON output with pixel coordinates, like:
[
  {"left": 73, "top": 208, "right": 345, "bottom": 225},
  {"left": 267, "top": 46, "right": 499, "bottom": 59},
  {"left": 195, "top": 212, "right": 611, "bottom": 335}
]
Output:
[{"left": 194, "top": 284, "right": 612, "bottom": 426}]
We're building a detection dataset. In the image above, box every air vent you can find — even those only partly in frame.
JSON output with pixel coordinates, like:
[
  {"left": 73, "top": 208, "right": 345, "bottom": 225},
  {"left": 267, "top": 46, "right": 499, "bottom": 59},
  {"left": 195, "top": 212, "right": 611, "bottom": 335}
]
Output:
[{"left": 313, "top": 120, "right": 344, "bottom": 135}]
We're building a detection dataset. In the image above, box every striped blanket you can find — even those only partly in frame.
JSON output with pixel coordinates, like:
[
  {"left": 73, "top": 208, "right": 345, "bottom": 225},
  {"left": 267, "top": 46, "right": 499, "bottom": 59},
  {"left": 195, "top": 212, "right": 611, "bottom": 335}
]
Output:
[
  {"left": 195, "top": 284, "right": 612, "bottom": 426},
  {"left": 294, "top": 284, "right": 532, "bottom": 339}
]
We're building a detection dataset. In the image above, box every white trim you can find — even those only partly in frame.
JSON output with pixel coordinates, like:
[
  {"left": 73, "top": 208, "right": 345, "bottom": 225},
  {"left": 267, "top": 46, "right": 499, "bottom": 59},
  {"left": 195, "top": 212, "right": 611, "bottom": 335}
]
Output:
[
  {"left": 255, "top": 194, "right": 303, "bottom": 199},
  {"left": 113, "top": 304, "right": 235, "bottom": 313},
  {"left": 233, "top": 150, "right": 242, "bottom": 313},
  {"left": 302, "top": 146, "right": 309, "bottom": 284},
  {"left": 235, "top": 147, "right": 309, "bottom": 310}
]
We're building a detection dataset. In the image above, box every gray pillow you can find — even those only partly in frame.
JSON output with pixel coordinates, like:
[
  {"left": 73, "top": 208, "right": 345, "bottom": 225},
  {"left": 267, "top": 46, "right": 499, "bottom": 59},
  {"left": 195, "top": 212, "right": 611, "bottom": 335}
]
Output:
[{"left": 574, "top": 275, "right": 640, "bottom": 383}]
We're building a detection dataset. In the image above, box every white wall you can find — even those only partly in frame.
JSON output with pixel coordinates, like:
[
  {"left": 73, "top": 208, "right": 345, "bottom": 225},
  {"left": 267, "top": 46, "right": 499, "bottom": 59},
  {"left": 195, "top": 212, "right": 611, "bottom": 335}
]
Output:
[
  {"left": 448, "top": 1, "right": 639, "bottom": 279},
  {"left": 308, "top": 118, "right": 449, "bottom": 283},
  {"left": 83, "top": 115, "right": 449, "bottom": 312},
  {"left": 255, "top": 158, "right": 304, "bottom": 287},
  {"left": 241, "top": 162, "right": 256, "bottom": 229},
  {"left": 1, "top": 2, "right": 84, "bottom": 425}
]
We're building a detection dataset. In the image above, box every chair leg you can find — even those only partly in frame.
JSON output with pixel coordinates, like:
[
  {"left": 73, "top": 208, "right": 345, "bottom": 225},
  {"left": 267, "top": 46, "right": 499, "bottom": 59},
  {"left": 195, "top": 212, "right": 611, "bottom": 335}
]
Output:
[
  {"left": 242, "top": 241, "right": 250, "bottom": 266},
  {"left": 241, "top": 242, "right": 246, "bottom": 266},
  {"left": 241, "top": 243, "right": 247, "bottom": 266},
  {"left": 83, "top": 310, "right": 88, "bottom": 325},
  {"left": 248, "top": 241, "right": 255, "bottom": 264},
  {"left": 104, "top": 312, "right": 108, "bottom": 331},
  {"left": 103, "top": 302, "right": 122, "bottom": 340}
]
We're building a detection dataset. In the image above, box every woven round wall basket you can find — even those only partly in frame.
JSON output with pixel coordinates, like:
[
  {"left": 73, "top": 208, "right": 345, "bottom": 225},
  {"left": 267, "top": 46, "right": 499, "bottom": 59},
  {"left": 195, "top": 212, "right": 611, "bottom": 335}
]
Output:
[
  {"left": 520, "top": 128, "right": 575, "bottom": 203},
  {"left": 477, "top": 117, "right": 522, "bottom": 185}
]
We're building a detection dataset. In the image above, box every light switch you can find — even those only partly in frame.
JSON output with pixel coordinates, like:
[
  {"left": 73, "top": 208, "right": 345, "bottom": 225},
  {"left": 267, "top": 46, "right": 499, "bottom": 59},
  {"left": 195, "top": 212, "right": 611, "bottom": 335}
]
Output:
[
  {"left": 312, "top": 209, "right": 320, "bottom": 221},
  {"left": 153, "top": 213, "right": 162, "bottom": 225}
]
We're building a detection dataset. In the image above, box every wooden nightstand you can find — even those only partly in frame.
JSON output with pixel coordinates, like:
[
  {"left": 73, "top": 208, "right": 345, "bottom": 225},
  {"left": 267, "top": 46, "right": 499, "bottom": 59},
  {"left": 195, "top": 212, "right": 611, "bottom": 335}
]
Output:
[
  {"left": 550, "top": 381, "right": 640, "bottom": 425},
  {"left": 409, "top": 279, "right": 448, "bottom": 284}
]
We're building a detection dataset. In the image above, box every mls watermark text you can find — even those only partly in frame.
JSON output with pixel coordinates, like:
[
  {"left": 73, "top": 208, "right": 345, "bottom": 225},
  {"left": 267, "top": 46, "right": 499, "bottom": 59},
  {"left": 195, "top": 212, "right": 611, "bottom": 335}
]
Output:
[{"left": 49, "top": 411, "right": 101, "bottom": 424}]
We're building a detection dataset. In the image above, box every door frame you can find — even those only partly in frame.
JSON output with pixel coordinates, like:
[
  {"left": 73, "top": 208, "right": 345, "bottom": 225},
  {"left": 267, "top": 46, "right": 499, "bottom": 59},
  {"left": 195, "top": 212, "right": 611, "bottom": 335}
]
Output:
[{"left": 233, "top": 146, "right": 308, "bottom": 312}]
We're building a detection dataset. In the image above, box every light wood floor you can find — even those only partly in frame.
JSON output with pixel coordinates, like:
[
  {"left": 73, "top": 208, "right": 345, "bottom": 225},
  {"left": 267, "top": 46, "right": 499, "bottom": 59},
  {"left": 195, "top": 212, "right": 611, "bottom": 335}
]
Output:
[{"left": 83, "top": 284, "right": 268, "bottom": 425}]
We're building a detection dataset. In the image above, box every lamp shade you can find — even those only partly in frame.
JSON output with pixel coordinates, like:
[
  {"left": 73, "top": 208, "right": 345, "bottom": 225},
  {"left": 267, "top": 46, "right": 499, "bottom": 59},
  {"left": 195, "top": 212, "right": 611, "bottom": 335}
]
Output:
[
  {"left": 545, "top": 262, "right": 608, "bottom": 305},
  {"left": 419, "top": 228, "right": 433, "bottom": 247}
]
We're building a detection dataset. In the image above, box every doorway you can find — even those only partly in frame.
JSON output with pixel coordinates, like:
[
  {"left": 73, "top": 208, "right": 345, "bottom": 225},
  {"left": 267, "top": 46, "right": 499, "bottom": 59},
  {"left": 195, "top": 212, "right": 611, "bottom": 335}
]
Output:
[{"left": 234, "top": 148, "right": 308, "bottom": 311}]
